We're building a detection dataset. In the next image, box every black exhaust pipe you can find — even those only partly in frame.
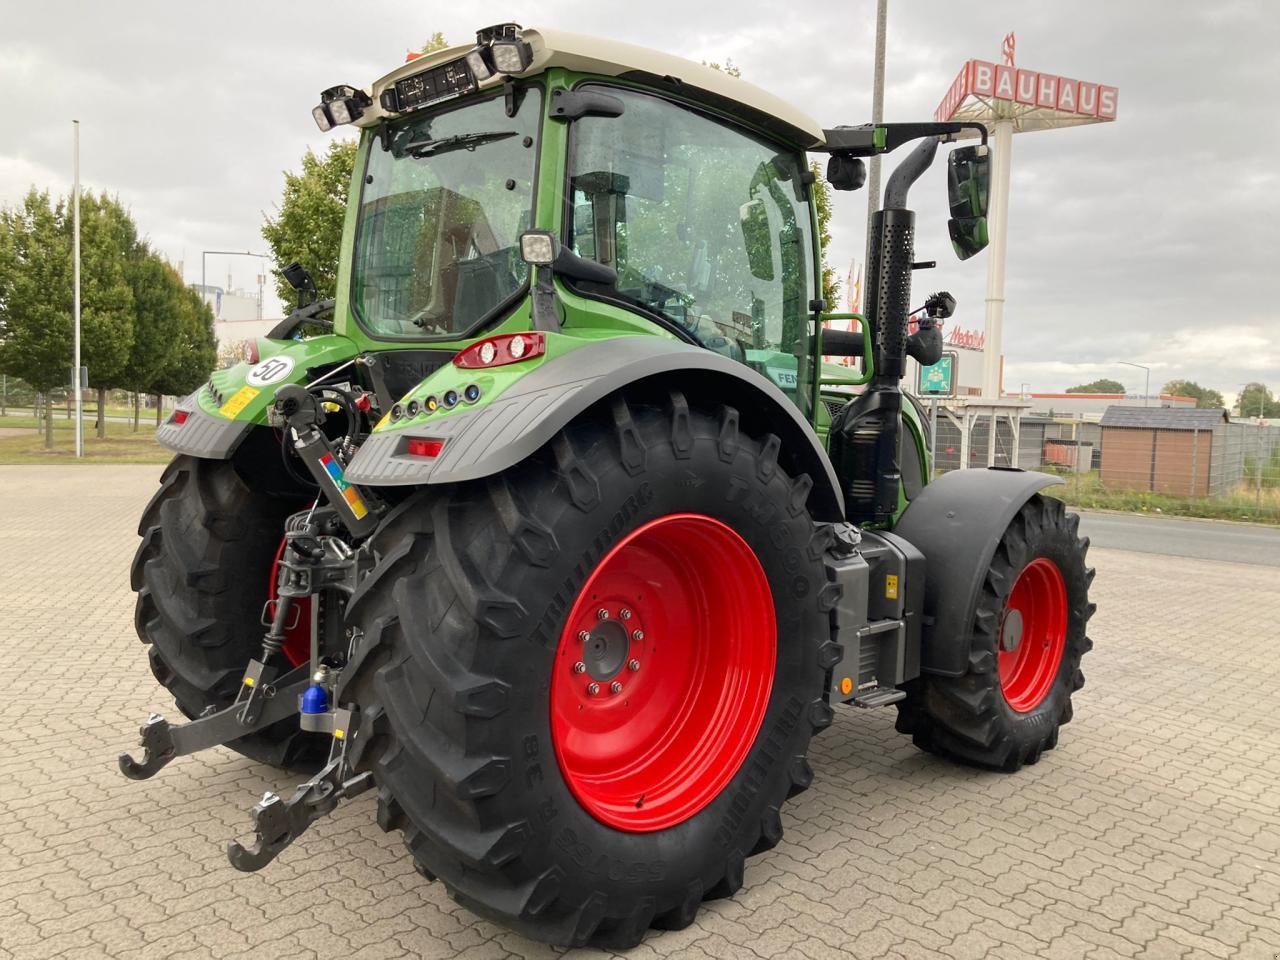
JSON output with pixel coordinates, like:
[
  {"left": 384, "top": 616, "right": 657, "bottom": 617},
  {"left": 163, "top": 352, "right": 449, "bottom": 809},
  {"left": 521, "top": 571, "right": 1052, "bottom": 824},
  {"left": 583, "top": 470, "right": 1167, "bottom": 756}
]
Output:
[{"left": 831, "top": 138, "right": 939, "bottom": 524}]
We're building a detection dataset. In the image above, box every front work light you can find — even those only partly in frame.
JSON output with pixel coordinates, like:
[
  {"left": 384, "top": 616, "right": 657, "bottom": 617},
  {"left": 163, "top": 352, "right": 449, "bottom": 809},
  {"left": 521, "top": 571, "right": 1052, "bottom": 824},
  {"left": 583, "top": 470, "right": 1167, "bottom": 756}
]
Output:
[
  {"left": 312, "top": 105, "right": 333, "bottom": 132},
  {"left": 519, "top": 230, "right": 558, "bottom": 266},
  {"left": 465, "top": 48, "right": 493, "bottom": 81},
  {"left": 491, "top": 39, "right": 532, "bottom": 74}
]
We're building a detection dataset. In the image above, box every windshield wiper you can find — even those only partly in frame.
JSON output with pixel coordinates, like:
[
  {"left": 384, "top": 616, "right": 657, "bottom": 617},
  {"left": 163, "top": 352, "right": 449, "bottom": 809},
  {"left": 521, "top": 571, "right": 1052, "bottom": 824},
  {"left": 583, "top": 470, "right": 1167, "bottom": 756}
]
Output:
[{"left": 404, "top": 130, "right": 518, "bottom": 158}]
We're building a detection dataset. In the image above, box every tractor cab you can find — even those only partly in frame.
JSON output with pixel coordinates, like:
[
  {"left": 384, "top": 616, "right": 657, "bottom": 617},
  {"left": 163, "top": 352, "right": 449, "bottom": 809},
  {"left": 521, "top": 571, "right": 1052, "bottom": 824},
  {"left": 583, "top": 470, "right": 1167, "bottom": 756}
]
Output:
[{"left": 317, "top": 25, "right": 830, "bottom": 414}]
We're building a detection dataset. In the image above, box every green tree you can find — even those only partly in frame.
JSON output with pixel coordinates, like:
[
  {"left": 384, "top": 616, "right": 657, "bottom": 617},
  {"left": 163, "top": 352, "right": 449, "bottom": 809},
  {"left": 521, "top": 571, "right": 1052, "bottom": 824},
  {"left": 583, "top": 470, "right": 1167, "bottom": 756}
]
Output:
[
  {"left": 1162, "top": 379, "right": 1225, "bottom": 410},
  {"left": 419, "top": 32, "right": 448, "bottom": 56},
  {"left": 1237, "top": 381, "right": 1280, "bottom": 419},
  {"left": 0, "top": 190, "right": 72, "bottom": 447},
  {"left": 262, "top": 138, "right": 358, "bottom": 305},
  {"left": 810, "top": 162, "right": 839, "bottom": 307},
  {"left": 122, "top": 252, "right": 186, "bottom": 429},
  {"left": 1066, "top": 378, "right": 1125, "bottom": 394},
  {"left": 149, "top": 287, "right": 216, "bottom": 423}
]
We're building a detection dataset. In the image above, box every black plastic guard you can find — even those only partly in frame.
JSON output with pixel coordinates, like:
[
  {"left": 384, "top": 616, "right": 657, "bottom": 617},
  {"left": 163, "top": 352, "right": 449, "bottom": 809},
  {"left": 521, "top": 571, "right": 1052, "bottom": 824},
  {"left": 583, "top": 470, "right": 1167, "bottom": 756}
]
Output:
[{"left": 891, "top": 468, "right": 1062, "bottom": 677}]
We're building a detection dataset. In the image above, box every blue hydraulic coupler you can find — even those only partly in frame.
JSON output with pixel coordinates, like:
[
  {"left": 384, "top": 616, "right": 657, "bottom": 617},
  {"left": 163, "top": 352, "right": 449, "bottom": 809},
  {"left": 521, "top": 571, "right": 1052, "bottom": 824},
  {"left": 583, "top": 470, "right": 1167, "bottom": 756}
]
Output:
[{"left": 301, "top": 684, "right": 329, "bottom": 715}]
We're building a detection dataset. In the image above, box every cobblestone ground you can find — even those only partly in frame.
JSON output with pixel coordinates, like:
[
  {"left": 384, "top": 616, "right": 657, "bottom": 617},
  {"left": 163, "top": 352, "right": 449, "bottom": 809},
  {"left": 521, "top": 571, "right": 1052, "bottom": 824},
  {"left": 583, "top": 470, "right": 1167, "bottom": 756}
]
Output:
[{"left": 2, "top": 464, "right": 1278, "bottom": 960}]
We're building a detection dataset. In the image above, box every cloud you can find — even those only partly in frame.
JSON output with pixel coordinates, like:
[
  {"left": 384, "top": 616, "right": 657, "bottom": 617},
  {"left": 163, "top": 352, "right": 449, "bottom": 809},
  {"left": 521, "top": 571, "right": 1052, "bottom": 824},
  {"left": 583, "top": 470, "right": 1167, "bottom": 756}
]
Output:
[{"left": 3, "top": 0, "right": 1277, "bottom": 396}]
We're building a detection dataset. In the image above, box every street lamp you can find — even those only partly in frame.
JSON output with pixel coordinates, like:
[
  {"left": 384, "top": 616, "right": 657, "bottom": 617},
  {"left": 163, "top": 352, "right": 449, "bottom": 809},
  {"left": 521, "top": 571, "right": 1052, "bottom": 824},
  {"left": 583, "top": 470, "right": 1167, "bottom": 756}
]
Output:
[
  {"left": 200, "top": 250, "right": 272, "bottom": 320},
  {"left": 1117, "top": 361, "right": 1150, "bottom": 407}
]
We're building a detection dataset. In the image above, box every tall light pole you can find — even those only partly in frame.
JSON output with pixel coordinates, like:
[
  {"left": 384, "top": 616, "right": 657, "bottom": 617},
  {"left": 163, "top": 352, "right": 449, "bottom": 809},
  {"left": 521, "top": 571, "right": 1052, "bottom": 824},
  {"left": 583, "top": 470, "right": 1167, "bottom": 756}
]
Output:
[
  {"left": 72, "top": 120, "right": 82, "bottom": 458},
  {"left": 1117, "top": 361, "right": 1150, "bottom": 407},
  {"left": 865, "top": 0, "right": 888, "bottom": 229}
]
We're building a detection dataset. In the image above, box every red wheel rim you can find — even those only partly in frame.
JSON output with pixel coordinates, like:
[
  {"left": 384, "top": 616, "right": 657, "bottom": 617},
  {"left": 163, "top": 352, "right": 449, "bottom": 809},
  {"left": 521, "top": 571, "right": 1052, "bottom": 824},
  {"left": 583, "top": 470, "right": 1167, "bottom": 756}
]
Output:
[
  {"left": 997, "top": 558, "right": 1067, "bottom": 712},
  {"left": 268, "top": 538, "right": 311, "bottom": 668},
  {"left": 550, "top": 513, "right": 776, "bottom": 832}
]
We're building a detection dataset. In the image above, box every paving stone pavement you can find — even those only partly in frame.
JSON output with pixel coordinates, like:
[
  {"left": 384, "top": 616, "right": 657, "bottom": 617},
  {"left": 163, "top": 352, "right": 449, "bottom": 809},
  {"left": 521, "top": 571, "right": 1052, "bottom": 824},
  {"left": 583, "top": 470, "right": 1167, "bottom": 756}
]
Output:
[{"left": 2, "top": 464, "right": 1278, "bottom": 960}]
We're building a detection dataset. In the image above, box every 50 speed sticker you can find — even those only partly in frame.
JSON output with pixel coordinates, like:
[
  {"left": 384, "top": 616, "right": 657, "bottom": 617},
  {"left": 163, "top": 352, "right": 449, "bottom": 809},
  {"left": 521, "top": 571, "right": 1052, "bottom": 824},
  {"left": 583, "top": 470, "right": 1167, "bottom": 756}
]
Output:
[{"left": 246, "top": 355, "right": 295, "bottom": 386}]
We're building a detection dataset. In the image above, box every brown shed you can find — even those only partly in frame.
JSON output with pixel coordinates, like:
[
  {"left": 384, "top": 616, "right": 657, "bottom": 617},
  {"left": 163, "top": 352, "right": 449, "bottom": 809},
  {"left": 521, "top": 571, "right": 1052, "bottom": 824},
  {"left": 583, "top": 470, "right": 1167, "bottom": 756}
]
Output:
[{"left": 1098, "top": 407, "right": 1229, "bottom": 496}]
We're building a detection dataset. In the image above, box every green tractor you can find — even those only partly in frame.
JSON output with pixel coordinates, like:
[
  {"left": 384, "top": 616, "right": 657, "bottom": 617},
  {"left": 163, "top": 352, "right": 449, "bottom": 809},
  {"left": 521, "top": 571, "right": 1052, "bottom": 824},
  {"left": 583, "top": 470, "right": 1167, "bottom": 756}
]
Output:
[{"left": 121, "top": 24, "right": 1094, "bottom": 949}]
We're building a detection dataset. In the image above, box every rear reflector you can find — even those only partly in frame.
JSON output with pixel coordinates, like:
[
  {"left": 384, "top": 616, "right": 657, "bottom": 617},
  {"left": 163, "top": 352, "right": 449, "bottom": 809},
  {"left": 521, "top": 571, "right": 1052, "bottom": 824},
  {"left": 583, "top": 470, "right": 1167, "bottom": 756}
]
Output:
[
  {"left": 406, "top": 438, "right": 445, "bottom": 458},
  {"left": 172, "top": 410, "right": 190, "bottom": 425}
]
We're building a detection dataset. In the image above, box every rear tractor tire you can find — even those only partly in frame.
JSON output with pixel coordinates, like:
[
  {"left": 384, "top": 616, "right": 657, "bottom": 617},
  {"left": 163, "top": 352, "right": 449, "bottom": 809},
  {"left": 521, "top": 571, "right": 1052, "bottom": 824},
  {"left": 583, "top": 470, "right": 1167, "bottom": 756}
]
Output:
[
  {"left": 131, "top": 455, "right": 322, "bottom": 769},
  {"left": 340, "top": 390, "right": 837, "bottom": 949},
  {"left": 896, "top": 494, "right": 1095, "bottom": 772}
]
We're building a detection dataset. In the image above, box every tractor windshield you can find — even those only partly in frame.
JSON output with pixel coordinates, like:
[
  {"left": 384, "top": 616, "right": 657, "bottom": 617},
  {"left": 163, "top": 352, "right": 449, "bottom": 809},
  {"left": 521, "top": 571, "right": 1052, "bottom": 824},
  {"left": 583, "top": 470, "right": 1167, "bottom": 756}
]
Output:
[
  {"left": 566, "top": 84, "right": 817, "bottom": 414},
  {"left": 351, "top": 88, "right": 542, "bottom": 339}
]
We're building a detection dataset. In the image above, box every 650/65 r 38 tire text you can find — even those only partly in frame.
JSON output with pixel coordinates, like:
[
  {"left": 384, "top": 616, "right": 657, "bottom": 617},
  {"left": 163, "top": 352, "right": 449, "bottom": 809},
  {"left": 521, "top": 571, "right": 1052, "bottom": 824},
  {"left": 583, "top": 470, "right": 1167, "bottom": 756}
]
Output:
[
  {"left": 895, "top": 494, "right": 1095, "bottom": 772},
  {"left": 340, "top": 389, "right": 838, "bottom": 949},
  {"left": 131, "top": 455, "right": 321, "bottom": 769}
]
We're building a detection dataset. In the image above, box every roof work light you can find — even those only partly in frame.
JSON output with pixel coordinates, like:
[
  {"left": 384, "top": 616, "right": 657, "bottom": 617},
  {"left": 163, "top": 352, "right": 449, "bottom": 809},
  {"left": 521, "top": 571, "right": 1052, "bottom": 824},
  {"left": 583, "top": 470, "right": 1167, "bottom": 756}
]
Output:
[{"left": 312, "top": 85, "right": 372, "bottom": 132}]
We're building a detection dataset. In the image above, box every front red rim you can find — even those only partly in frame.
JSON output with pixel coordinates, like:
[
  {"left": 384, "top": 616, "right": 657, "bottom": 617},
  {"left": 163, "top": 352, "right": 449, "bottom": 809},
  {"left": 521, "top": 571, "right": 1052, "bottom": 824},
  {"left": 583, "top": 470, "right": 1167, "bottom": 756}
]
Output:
[
  {"left": 269, "top": 538, "right": 311, "bottom": 668},
  {"left": 550, "top": 513, "right": 776, "bottom": 832},
  {"left": 998, "top": 558, "right": 1068, "bottom": 712}
]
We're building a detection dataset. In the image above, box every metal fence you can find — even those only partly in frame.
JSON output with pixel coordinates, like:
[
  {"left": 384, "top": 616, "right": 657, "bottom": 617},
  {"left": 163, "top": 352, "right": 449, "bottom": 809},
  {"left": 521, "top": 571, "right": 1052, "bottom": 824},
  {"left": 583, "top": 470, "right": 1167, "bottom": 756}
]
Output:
[{"left": 933, "top": 414, "right": 1280, "bottom": 523}]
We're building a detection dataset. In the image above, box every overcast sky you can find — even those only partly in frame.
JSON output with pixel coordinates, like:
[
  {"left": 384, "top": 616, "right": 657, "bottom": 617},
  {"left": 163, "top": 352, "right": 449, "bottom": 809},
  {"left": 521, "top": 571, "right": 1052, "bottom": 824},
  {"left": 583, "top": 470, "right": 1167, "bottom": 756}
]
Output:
[{"left": 3, "top": 0, "right": 1277, "bottom": 402}]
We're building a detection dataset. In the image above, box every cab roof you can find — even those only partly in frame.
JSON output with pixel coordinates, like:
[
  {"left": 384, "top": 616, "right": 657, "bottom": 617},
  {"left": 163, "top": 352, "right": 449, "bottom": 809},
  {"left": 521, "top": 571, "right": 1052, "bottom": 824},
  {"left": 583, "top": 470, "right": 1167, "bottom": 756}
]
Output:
[{"left": 359, "top": 26, "right": 826, "bottom": 150}]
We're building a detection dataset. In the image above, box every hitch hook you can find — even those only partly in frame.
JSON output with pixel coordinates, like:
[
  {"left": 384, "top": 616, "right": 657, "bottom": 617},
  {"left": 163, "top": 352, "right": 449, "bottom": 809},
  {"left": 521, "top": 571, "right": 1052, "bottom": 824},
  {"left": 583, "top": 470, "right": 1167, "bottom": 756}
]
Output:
[{"left": 118, "top": 714, "right": 176, "bottom": 780}]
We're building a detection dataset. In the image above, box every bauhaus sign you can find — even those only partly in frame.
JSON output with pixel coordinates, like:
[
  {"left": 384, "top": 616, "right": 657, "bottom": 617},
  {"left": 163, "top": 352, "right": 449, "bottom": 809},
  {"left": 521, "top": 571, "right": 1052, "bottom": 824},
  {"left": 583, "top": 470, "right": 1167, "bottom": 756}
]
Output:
[{"left": 935, "top": 59, "right": 1118, "bottom": 123}]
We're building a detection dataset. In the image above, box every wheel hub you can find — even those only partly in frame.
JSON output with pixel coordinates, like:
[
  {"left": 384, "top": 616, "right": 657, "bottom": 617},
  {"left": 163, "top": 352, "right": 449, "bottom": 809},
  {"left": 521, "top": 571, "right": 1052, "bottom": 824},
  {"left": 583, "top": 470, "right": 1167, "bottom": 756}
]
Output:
[
  {"left": 999, "top": 608, "right": 1024, "bottom": 652},
  {"left": 582, "top": 617, "right": 634, "bottom": 684}
]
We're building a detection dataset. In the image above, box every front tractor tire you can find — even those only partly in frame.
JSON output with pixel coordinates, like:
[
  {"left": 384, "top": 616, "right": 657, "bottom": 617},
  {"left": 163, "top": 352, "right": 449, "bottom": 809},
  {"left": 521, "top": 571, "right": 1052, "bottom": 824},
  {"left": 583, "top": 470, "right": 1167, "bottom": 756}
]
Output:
[
  {"left": 131, "top": 456, "right": 318, "bottom": 769},
  {"left": 341, "top": 390, "right": 836, "bottom": 949},
  {"left": 896, "top": 494, "right": 1095, "bottom": 771}
]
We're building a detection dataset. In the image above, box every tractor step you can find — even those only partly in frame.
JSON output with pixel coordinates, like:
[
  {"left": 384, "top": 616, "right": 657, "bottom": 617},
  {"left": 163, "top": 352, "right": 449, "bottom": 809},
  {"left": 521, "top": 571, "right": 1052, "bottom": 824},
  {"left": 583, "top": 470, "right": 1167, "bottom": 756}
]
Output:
[{"left": 852, "top": 686, "right": 907, "bottom": 708}]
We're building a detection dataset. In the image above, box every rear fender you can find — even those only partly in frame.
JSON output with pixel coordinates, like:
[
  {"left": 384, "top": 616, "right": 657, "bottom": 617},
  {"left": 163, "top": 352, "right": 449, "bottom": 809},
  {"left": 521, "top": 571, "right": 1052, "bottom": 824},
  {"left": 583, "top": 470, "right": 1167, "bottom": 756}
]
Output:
[
  {"left": 891, "top": 468, "right": 1063, "bottom": 677},
  {"left": 344, "top": 335, "right": 845, "bottom": 520}
]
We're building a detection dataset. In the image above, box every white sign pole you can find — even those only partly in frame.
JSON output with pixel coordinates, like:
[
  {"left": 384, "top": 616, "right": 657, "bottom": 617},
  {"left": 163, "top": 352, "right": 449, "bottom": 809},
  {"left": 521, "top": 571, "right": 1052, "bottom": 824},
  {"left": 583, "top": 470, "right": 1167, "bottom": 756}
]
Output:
[
  {"left": 73, "top": 120, "right": 83, "bottom": 457},
  {"left": 981, "top": 117, "right": 1013, "bottom": 399}
]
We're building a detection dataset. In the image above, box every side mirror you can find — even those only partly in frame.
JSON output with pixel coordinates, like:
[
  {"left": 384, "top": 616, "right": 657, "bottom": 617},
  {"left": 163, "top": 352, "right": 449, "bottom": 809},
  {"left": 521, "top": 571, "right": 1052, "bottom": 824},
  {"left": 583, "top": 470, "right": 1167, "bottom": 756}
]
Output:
[
  {"left": 946, "top": 145, "right": 990, "bottom": 260},
  {"left": 739, "top": 198, "right": 775, "bottom": 281}
]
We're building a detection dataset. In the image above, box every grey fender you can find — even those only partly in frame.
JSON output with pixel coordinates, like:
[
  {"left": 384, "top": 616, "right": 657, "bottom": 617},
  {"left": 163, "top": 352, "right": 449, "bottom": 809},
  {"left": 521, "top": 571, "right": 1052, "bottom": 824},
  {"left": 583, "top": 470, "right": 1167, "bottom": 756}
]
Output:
[
  {"left": 891, "top": 467, "right": 1063, "bottom": 677},
  {"left": 155, "top": 394, "right": 251, "bottom": 459},
  {"left": 344, "top": 335, "right": 845, "bottom": 519}
]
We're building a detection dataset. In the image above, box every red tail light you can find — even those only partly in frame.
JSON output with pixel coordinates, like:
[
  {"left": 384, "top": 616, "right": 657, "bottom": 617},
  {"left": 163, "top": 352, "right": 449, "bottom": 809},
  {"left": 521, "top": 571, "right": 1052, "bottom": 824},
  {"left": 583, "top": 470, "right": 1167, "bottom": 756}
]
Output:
[
  {"left": 242, "top": 338, "right": 260, "bottom": 365},
  {"left": 406, "top": 438, "right": 445, "bottom": 458},
  {"left": 453, "top": 332, "right": 546, "bottom": 369},
  {"left": 172, "top": 410, "right": 190, "bottom": 425}
]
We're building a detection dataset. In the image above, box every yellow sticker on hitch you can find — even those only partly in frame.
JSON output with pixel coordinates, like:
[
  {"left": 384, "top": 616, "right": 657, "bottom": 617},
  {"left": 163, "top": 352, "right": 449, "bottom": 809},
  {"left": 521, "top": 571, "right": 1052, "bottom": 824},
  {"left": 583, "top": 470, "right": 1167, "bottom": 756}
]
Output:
[
  {"left": 220, "top": 386, "right": 259, "bottom": 418},
  {"left": 885, "top": 574, "right": 900, "bottom": 600}
]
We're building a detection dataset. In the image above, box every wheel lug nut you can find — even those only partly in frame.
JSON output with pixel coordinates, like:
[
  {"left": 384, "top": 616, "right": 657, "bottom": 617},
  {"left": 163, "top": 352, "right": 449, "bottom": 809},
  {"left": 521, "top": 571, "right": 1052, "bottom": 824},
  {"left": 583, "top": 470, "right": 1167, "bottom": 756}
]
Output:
[
  {"left": 628, "top": 659, "right": 640, "bottom": 671},
  {"left": 587, "top": 682, "right": 600, "bottom": 695},
  {"left": 632, "top": 630, "right": 644, "bottom": 641},
  {"left": 573, "top": 661, "right": 586, "bottom": 674},
  {"left": 577, "top": 630, "right": 590, "bottom": 642},
  {"left": 610, "top": 681, "right": 623, "bottom": 694},
  {"left": 619, "top": 608, "right": 632, "bottom": 620},
  {"left": 597, "top": 608, "right": 609, "bottom": 620}
]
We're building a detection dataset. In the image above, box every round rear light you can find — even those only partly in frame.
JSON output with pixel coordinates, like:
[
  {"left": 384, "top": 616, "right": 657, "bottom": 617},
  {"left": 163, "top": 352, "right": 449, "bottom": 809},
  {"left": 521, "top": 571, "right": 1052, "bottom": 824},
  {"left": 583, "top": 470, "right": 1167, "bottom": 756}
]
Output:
[
  {"left": 509, "top": 335, "right": 528, "bottom": 359},
  {"left": 478, "top": 341, "right": 497, "bottom": 365}
]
